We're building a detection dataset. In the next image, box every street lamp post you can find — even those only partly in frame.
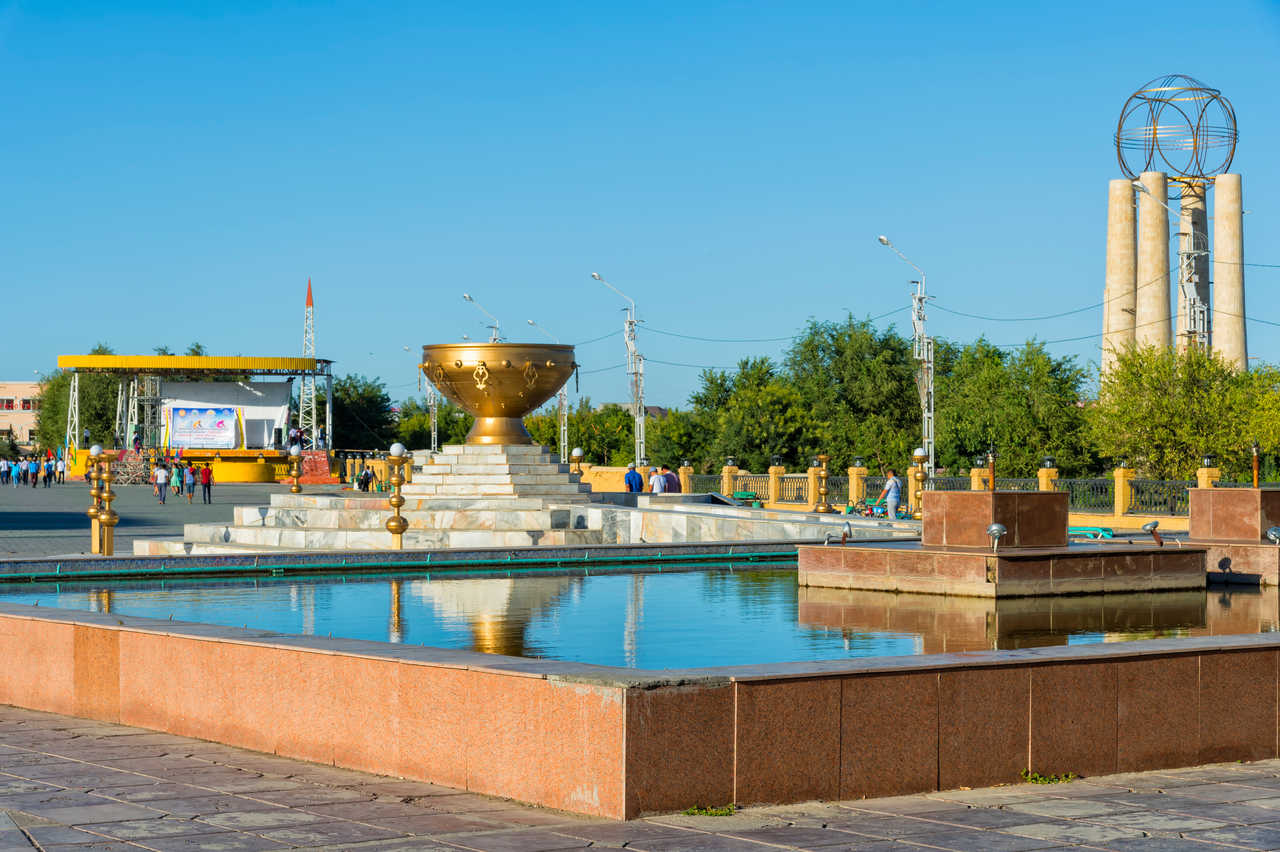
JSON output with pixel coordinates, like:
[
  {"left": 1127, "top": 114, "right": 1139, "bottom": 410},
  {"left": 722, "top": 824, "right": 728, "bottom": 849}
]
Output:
[
  {"left": 591, "top": 272, "right": 645, "bottom": 464},
  {"left": 462, "top": 293, "right": 502, "bottom": 342},
  {"left": 528, "top": 319, "right": 569, "bottom": 460},
  {"left": 878, "top": 236, "right": 935, "bottom": 478}
]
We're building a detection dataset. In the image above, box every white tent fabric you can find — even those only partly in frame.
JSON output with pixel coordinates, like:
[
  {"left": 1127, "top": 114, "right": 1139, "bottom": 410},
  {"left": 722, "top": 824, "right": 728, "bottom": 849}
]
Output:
[{"left": 161, "top": 381, "right": 292, "bottom": 449}]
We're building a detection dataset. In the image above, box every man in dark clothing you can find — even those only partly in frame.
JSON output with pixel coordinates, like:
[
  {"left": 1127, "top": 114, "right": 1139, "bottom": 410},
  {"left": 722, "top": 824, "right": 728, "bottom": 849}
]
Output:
[
  {"left": 661, "top": 464, "right": 681, "bottom": 493},
  {"left": 200, "top": 464, "right": 213, "bottom": 504},
  {"left": 623, "top": 462, "right": 643, "bottom": 493}
]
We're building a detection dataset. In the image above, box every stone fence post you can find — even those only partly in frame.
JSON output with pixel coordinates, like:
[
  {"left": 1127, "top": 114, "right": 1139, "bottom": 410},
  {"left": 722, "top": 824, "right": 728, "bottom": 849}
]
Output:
[
  {"left": 850, "top": 465, "right": 867, "bottom": 503},
  {"left": 767, "top": 465, "right": 784, "bottom": 505},
  {"left": 1114, "top": 467, "right": 1133, "bottom": 516},
  {"left": 678, "top": 465, "right": 693, "bottom": 494},
  {"left": 806, "top": 463, "right": 819, "bottom": 511},
  {"left": 970, "top": 468, "right": 987, "bottom": 490},
  {"left": 1037, "top": 467, "right": 1058, "bottom": 491},
  {"left": 1196, "top": 466, "right": 1221, "bottom": 489},
  {"left": 721, "top": 464, "right": 739, "bottom": 496}
]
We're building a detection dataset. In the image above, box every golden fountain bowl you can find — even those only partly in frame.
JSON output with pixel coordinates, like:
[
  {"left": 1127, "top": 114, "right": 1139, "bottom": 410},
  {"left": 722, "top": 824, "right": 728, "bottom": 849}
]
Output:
[{"left": 421, "top": 343, "right": 576, "bottom": 445}]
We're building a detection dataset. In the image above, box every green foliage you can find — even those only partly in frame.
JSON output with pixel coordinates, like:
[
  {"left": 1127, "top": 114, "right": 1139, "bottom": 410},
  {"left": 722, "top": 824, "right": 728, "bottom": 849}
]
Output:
[
  {"left": 936, "top": 340, "right": 1092, "bottom": 476},
  {"left": 694, "top": 358, "right": 814, "bottom": 472},
  {"left": 397, "top": 396, "right": 474, "bottom": 448},
  {"left": 1021, "top": 769, "right": 1078, "bottom": 784},
  {"left": 1090, "top": 346, "right": 1258, "bottom": 479},
  {"left": 330, "top": 374, "right": 396, "bottom": 449},
  {"left": 35, "top": 343, "right": 118, "bottom": 451},
  {"left": 647, "top": 408, "right": 712, "bottom": 471},
  {"left": 567, "top": 400, "right": 635, "bottom": 466},
  {"left": 682, "top": 804, "right": 736, "bottom": 816}
]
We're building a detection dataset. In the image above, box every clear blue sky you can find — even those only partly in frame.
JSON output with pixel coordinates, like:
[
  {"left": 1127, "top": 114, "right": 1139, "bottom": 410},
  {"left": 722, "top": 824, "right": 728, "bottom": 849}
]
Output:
[{"left": 4, "top": 1, "right": 1278, "bottom": 407}]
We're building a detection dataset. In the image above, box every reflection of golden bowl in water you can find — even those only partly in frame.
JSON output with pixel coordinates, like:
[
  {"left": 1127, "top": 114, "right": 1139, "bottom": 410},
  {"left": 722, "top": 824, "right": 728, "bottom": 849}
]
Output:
[{"left": 421, "top": 343, "right": 576, "bottom": 445}]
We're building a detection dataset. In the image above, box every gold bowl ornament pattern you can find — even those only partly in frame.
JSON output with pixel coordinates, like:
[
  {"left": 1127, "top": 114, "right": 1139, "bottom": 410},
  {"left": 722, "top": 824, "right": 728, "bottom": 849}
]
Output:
[{"left": 421, "top": 343, "right": 576, "bottom": 445}]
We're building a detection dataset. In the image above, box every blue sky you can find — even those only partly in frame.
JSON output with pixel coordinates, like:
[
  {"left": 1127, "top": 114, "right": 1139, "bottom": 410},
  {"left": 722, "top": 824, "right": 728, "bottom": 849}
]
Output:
[{"left": 4, "top": 0, "right": 1279, "bottom": 407}]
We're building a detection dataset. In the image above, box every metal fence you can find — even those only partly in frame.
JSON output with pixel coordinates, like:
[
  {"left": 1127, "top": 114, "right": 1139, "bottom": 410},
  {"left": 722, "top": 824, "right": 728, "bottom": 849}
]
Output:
[
  {"left": 689, "top": 474, "right": 720, "bottom": 493},
  {"left": 864, "top": 475, "right": 887, "bottom": 499},
  {"left": 824, "top": 475, "right": 850, "bottom": 505},
  {"left": 734, "top": 474, "right": 769, "bottom": 496},
  {"left": 778, "top": 474, "right": 809, "bottom": 503},
  {"left": 1217, "top": 480, "right": 1280, "bottom": 488},
  {"left": 1128, "top": 479, "right": 1195, "bottom": 515},
  {"left": 1056, "top": 477, "right": 1115, "bottom": 512},
  {"left": 931, "top": 476, "right": 971, "bottom": 491}
]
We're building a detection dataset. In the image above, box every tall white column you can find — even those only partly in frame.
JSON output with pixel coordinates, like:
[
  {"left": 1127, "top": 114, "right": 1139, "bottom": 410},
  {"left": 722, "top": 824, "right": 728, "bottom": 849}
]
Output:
[
  {"left": 1135, "top": 171, "right": 1171, "bottom": 348},
  {"left": 1103, "top": 179, "right": 1136, "bottom": 374},
  {"left": 1176, "top": 182, "right": 1210, "bottom": 351},
  {"left": 1213, "top": 173, "right": 1247, "bottom": 370}
]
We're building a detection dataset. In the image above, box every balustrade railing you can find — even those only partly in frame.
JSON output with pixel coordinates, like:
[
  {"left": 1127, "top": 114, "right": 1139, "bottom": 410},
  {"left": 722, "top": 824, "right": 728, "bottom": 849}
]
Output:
[
  {"left": 1128, "top": 479, "right": 1195, "bottom": 516},
  {"left": 778, "top": 474, "right": 809, "bottom": 503},
  {"left": 824, "top": 475, "right": 849, "bottom": 505},
  {"left": 734, "top": 474, "right": 769, "bottom": 495},
  {"left": 689, "top": 474, "right": 720, "bottom": 493},
  {"left": 931, "top": 476, "right": 970, "bottom": 491},
  {"left": 1056, "top": 477, "right": 1115, "bottom": 512}
]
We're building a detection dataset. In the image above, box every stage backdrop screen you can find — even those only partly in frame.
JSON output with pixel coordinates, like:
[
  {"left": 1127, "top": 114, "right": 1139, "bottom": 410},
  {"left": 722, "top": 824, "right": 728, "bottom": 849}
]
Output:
[{"left": 161, "top": 382, "right": 292, "bottom": 449}]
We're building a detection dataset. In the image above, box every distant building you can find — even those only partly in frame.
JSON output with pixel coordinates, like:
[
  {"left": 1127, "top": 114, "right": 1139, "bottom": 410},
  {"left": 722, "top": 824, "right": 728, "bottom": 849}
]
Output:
[
  {"left": 597, "top": 402, "right": 670, "bottom": 419},
  {"left": 0, "top": 381, "right": 41, "bottom": 447}
]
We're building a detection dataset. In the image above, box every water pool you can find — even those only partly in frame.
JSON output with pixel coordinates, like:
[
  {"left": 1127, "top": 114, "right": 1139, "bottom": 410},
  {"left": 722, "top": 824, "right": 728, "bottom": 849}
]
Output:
[{"left": 2, "top": 567, "right": 1274, "bottom": 668}]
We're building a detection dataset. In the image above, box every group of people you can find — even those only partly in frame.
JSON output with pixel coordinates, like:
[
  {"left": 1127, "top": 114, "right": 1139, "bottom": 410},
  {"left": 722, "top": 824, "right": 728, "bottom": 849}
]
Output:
[
  {"left": 623, "top": 462, "right": 683, "bottom": 494},
  {"left": 0, "top": 455, "right": 65, "bottom": 487},
  {"left": 151, "top": 460, "right": 214, "bottom": 505}
]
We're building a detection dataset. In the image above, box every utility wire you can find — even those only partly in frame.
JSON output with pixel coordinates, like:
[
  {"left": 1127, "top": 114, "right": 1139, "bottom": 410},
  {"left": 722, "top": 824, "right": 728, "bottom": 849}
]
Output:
[{"left": 571, "top": 330, "right": 618, "bottom": 346}]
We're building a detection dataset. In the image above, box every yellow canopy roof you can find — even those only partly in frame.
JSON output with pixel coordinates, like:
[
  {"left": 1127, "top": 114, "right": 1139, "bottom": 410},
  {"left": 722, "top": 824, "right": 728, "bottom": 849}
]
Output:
[{"left": 56, "top": 355, "right": 329, "bottom": 374}]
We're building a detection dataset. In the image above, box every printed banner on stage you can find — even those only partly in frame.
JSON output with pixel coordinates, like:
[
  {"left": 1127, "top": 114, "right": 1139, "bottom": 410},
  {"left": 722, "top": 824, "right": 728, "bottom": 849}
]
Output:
[{"left": 169, "top": 407, "right": 238, "bottom": 449}]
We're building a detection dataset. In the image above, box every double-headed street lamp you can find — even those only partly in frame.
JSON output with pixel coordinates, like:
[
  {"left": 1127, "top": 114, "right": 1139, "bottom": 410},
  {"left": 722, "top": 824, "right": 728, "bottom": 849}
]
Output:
[
  {"left": 462, "top": 293, "right": 502, "bottom": 342},
  {"left": 591, "top": 272, "right": 645, "bottom": 464},
  {"left": 878, "top": 235, "right": 934, "bottom": 478}
]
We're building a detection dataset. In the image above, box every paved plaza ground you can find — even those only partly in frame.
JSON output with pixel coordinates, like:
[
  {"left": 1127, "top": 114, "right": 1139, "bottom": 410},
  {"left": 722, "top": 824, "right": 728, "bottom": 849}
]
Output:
[
  {"left": 6, "top": 706, "right": 1280, "bottom": 850},
  {"left": 0, "top": 482, "right": 324, "bottom": 560}
]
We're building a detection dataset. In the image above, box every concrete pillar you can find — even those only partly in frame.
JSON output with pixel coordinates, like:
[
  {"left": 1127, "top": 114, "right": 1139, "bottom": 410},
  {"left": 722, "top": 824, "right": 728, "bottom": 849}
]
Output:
[
  {"left": 1135, "top": 172, "right": 1171, "bottom": 348},
  {"left": 970, "top": 468, "right": 987, "bottom": 491},
  {"left": 720, "top": 465, "right": 737, "bottom": 496},
  {"left": 1196, "top": 466, "right": 1221, "bottom": 489},
  {"left": 849, "top": 466, "right": 867, "bottom": 503},
  {"left": 1037, "top": 467, "right": 1059, "bottom": 492},
  {"left": 805, "top": 465, "right": 819, "bottom": 511},
  {"left": 1114, "top": 467, "right": 1133, "bottom": 517},
  {"left": 1176, "top": 182, "right": 1210, "bottom": 351},
  {"left": 678, "top": 465, "right": 693, "bottom": 495},
  {"left": 767, "top": 465, "right": 784, "bottom": 505},
  {"left": 1103, "top": 178, "right": 1137, "bottom": 373},
  {"left": 1214, "top": 173, "right": 1247, "bottom": 370}
]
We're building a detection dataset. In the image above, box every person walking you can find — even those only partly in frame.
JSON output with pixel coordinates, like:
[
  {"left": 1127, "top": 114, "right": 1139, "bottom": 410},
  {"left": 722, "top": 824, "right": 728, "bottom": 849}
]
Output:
[
  {"left": 648, "top": 465, "right": 667, "bottom": 494},
  {"left": 154, "top": 462, "right": 169, "bottom": 504},
  {"left": 31, "top": 457, "right": 39, "bottom": 489},
  {"left": 43, "top": 457, "right": 53, "bottom": 487},
  {"left": 623, "top": 462, "right": 643, "bottom": 493},
  {"left": 169, "top": 463, "right": 181, "bottom": 497},
  {"left": 184, "top": 464, "right": 195, "bottom": 504},
  {"left": 200, "top": 463, "right": 213, "bottom": 504},
  {"left": 661, "top": 464, "right": 681, "bottom": 493},
  {"left": 875, "top": 469, "right": 902, "bottom": 519},
  {"left": 55, "top": 457, "right": 65, "bottom": 484}
]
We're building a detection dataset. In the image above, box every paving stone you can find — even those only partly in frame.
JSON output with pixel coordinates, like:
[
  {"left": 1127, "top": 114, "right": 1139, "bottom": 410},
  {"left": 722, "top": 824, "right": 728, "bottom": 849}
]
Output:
[
  {"left": 39, "top": 842, "right": 146, "bottom": 851},
  {"left": 1093, "top": 838, "right": 1231, "bottom": 850},
  {"left": 999, "top": 819, "right": 1146, "bottom": 844},
  {"left": 0, "top": 779, "right": 63, "bottom": 795},
  {"left": 623, "top": 833, "right": 781, "bottom": 851},
  {"left": 307, "top": 840, "right": 465, "bottom": 852},
  {"left": 1151, "top": 800, "right": 1280, "bottom": 824},
  {"left": 75, "top": 816, "right": 230, "bottom": 840},
  {"left": 24, "top": 824, "right": 117, "bottom": 845},
  {"left": 139, "top": 832, "right": 291, "bottom": 852},
  {"left": 31, "top": 802, "right": 164, "bottom": 825},
  {"left": 371, "top": 812, "right": 503, "bottom": 834},
  {"left": 138, "top": 796, "right": 282, "bottom": 818},
  {"left": 257, "top": 820, "right": 403, "bottom": 846},
  {"left": 241, "top": 786, "right": 373, "bottom": 807},
  {"left": 1183, "top": 823, "right": 1280, "bottom": 849},
  {"left": 1005, "top": 798, "right": 1143, "bottom": 818},
  {"left": 919, "top": 808, "right": 1058, "bottom": 830},
  {"left": 87, "top": 783, "right": 218, "bottom": 803},
  {"left": 549, "top": 821, "right": 699, "bottom": 846},
  {"left": 1082, "top": 809, "right": 1230, "bottom": 832},
  {"left": 888, "top": 827, "right": 1066, "bottom": 850},
  {"left": 1166, "top": 783, "right": 1280, "bottom": 802},
  {"left": 196, "top": 808, "right": 333, "bottom": 831},
  {"left": 823, "top": 815, "right": 969, "bottom": 838},
  {"left": 301, "top": 799, "right": 431, "bottom": 820},
  {"left": 429, "top": 828, "right": 592, "bottom": 851},
  {"left": 473, "top": 808, "right": 589, "bottom": 828}
]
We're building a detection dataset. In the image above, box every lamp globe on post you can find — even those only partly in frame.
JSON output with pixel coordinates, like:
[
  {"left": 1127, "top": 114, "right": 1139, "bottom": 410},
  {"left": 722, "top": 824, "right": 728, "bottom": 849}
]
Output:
[
  {"left": 385, "top": 443, "right": 409, "bottom": 549},
  {"left": 87, "top": 445, "right": 104, "bottom": 554},
  {"left": 289, "top": 444, "right": 302, "bottom": 494}
]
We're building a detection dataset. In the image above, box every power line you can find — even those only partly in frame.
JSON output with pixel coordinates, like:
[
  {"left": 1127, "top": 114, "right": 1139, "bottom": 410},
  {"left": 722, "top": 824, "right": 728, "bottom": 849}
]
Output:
[
  {"left": 579, "top": 362, "right": 625, "bottom": 374},
  {"left": 571, "top": 330, "right": 618, "bottom": 346}
]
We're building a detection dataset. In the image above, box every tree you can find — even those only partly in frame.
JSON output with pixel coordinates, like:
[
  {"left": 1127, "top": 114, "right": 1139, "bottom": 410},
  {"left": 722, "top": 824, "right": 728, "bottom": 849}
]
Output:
[
  {"left": 35, "top": 343, "right": 119, "bottom": 450},
  {"left": 935, "top": 340, "right": 1092, "bottom": 476},
  {"left": 1089, "top": 346, "right": 1256, "bottom": 480},
  {"left": 783, "top": 317, "right": 920, "bottom": 472},
  {"left": 396, "top": 396, "right": 473, "bottom": 449},
  {"left": 647, "top": 409, "right": 712, "bottom": 471},
  {"left": 330, "top": 375, "right": 396, "bottom": 449}
]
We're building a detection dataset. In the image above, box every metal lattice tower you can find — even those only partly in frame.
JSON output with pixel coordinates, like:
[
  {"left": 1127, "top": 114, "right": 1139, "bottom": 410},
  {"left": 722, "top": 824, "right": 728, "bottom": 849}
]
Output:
[
  {"left": 299, "top": 278, "right": 318, "bottom": 449},
  {"left": 591, "top": 274, "right": 645, "bottom": 464},
  {"left": 879, "top": 237, "right": 934, "bottom": 477}
]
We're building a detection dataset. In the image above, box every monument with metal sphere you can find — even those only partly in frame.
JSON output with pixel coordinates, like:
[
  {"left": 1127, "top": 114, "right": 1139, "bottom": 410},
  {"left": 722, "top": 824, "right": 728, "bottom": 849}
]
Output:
[{"left": 1104, "top": 74, "right": 1246, "bottom": 371}]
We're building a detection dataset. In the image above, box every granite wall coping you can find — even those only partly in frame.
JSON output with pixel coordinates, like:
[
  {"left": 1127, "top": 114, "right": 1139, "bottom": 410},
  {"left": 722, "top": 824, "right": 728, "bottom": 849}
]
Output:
[{"left": 5, "top": 597, "right": 1279, "bottom": 691}]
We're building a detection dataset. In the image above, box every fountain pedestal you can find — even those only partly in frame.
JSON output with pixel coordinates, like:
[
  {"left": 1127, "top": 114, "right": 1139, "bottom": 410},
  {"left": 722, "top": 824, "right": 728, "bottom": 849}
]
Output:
[
  {"left": 799, "top": 489, "right": 1204, "bottom": 598},
  {"left": 1188, "top": 488, "right": 1280, "bottom": 585}
]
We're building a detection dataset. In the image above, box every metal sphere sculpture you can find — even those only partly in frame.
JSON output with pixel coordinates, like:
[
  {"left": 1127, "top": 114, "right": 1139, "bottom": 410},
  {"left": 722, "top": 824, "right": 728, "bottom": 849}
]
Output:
[{"left": 1115, "top": 74, "right": 1236, "bottom": 197}]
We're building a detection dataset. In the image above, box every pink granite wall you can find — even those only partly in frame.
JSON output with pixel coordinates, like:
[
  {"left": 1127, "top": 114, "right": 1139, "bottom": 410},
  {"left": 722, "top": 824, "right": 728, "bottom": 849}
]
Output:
[
  {"left": 1190, "top": 488, "right": 1280, "bottom": 542},
  {"left": 922, "top": 491, "right": 1068, "bottom": 549},
  {"left": 2, "top": 609, "right": 1279, "bottom": 819}
]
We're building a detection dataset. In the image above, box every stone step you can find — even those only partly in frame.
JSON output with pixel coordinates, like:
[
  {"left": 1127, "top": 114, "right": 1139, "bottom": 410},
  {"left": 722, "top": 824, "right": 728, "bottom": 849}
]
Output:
[
  {"left": 417, "top": 463, "right": 574, "bottom": 475},
  {"left": 180, "top": 523, "right": 601, "bottom": 551},
  {"left": 268, "top": 494, "right": 552, "bottom": 511},
  {"left": 234, "top": 505, "right": 594, "bottom": 532}
]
